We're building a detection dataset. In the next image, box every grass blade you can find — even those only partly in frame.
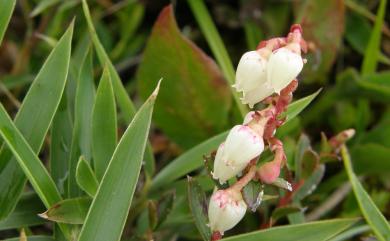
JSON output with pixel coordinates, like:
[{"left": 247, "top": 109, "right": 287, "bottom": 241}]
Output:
[
  {"left": 0, "top": 103, "right": 71, "bottom": 237},
  {"left": 67, "top": 48, "right": 95, "bottom": 197},
  {"left": 81, "top": 0, "right": 156, "bottom": 176},
  {"left": 39, "top": 197, "right": 91, "bottom": 224},
  {"left": 222, "top": 218, "right": 358, "bottom": 241},
  {"left": 283, "top": 89, "right": 322, "bottom": 122},
  {"left": 341, "top": 145, "right": 390, "bottom": 241},
  {"left": 361, "top": 0, "right": 387, "bottom": 75},
  {"left": 187, "top": 0, "right": 248, "bottom": 117},
  {"left": 0, "top": 0, "right": 16, "bottom": 44},
  {"left": 0, "top": 22, "right": 73, "bottom": 220},
  {"left": 92, "top": 66, "right": 117, "bottom": 181},
  {"left": 78, "top": 81, "right": 160, "bottom": 241},
  {"left": 76, "top": 157, "right": 98, "bottom": 197}
]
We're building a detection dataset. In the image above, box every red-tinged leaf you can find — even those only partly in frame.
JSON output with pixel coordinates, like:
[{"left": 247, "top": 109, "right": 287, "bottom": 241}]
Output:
[
  {"left": 296, "top": 0, "right": 345, "bottom": 83},
  {"left": 137, "top": 5, "right": 231, "bottom": 149}
]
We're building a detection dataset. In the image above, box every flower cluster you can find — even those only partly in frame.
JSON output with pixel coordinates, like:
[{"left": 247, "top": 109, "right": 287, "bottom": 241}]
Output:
[{"left": 208, "top": 24, "right": 307, "bottom": 239}]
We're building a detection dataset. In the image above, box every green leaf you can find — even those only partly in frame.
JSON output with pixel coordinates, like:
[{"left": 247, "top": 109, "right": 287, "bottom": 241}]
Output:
[
  {"left": 81, "top": 0, "right": 135, "bottom": 122},
  {"left": 39, "top": 197, "right": 91, "bottom": 224},
  {"left": 329, "top": 224, "right": 370, "bottom": 241},
  {"left": 138, "top": 5, "right": 231, "bottom": 149},
  {"left": 3, "top": 236, "right": 54, "bottom": 241},
  {"left": 0, "top": 193, "right": 45, "bottom": 230},
  {"left": 187, "top": 176, "right": 211, "bottom": 241},
  {"left": 187, "top": 0, "right": 247, "bottom": 116},
  {"left": 0, "top": 0, "right": 16, "bottom": 44},
  {"left": 0, "top": 103, "right": 71, "bottom": 237},
  {"left": 294, "top": 134, "right": 311, "bottom": 179},
  {"left": 76, "top": 157, "right": 99, "bottom": 197},
  {"left": 242, "top": 180, "right": 263, "bottom": 212},
  {"left": 77, "top": 82, "right": 159, "bottom": 241},
  {"left": 341, "top": 145, "right": 390, "bottom": 241},
  {"left": 296, "top": 0, "right": 345, "bottom": 83},
  {"left": 361, "top": 0, "right": 387, "bottom": 75},
  {"left": 283, "top": 89, "right": 322, "bottom": 123},
  {"left": 50, "top": 89, "right": 73, "bottom": 194},
  {"left": 0, "top": 22, "right": 73, "bottom": 220},
  {"left": 92, "top": 66, "right": 117, "bottom": 181},
  {"left": 68, "top": 48, "right": 95, "bottom": 197},
  {"left": 151, "top": 131, "right": 228, "bottom": 191},
  {"left": 81, "top": 0, "right": 156, "bottom": 176},
  {"left": 293, "top": 165, "right": 325, "bottom": 202},
  {"left": 223, "top": 219, "right": 358, "bottom": 241}
]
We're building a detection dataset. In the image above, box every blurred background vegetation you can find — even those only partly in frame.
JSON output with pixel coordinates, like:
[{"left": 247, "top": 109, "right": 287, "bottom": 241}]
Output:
[{"left": 0, "top": 0, "right": 389, "bottom": 240}]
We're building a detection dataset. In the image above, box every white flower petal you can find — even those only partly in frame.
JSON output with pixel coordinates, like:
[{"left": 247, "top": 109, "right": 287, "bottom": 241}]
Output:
[
  {"left": 223, "top": 125, "right": 264, "bottom": 166},
  {"left": 267, "top": 47, "right": 303, "bottom": 94},
  {"left": 208, "top": 189, "right": 247, "bottom": 233},
  {"left": 235, "top": 51, "right": 267, "bottom": 92},
  {"left": 240, "top": 82, "right": 274, "bottom": 108}
]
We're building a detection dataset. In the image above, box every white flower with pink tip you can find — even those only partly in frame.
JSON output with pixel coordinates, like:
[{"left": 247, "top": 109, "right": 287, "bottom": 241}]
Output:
[
  {"left": 208, "top": 189, "right": 247, "bottom": 234},
  {"left": 213, "top": 125, "right": 264, "bottom": 184}
]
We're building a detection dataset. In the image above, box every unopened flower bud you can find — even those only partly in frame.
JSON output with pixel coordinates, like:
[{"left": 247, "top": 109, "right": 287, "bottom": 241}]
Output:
[
  {"left": 234, "top": 51, "right": 268, "bottom": 93},
  {"left": 213, "top": 125, "right": 264, "bottom": 184},
  {"left": 257, "top": 160, "right": 281, "bottom": 184},
  {"left": 208, "top": 189, "right": 247, "bottom": 234},
  {"left": 267, "top": 46, "right": 303, "bottom": 94}
]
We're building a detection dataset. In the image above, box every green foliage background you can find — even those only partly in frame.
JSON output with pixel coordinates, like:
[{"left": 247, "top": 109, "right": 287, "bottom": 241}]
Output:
[{"left": 0, "top": 0, "right": 389, "bottom": 240}]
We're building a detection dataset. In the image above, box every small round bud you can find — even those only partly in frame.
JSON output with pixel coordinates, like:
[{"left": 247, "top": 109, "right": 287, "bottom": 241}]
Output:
[
  {"left": 208, "top": 189, "right": 247, "bottom": 234},
  {"left": 257, "top": 160, "right": 281, "bottom": 184}
]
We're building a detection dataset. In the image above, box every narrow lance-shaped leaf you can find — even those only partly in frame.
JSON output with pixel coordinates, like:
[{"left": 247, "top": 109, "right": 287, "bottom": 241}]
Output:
[
  {"left": 0, "top": 22, "right": 73, "bottom": 220},
  {"left": 137, "top": 5, "right": 231, "bottom": 149},
  {"left": 187, "top": 177, "right": 211, "bottom": 241},
  {"left": 0, "top": 0, "right": 16, "bottom": 44},
  {"left": 341, "top": 145, "right": 390, "bottom": 241},
  {"left": 361, "top": 0, "right": 387, "bottom": 75},
  {"left": 68, "top": 48, "right": 95, "bottom": 197},
  {"left": 92, "top": 66, "right": 117, "bottom": 181},
  {"left": 187, "top": 0, "right": 247, "bottom": 117},
  {"left": 78, "top": 81, "right": 160, "bottom": 241},
  {"left": 223, "top": 219, "right": 358, "bottom": 241},
  {"left": 76, "top": 157, "right": 99, "bottom": 197},
  {"left": 39, "top": 197, "right": 91, "bottom": 224},
  {"left": 0, "top": 103, "right": 71, "bottom": 237},
  {"left": 81, "top": 0, "right": 156, "bottom": 176},
  {"left": 282, "top": 89, "right": 322, "bottom": 122},
  {"left": 50, "top": 91, "right": 73, "bottom": 194}
]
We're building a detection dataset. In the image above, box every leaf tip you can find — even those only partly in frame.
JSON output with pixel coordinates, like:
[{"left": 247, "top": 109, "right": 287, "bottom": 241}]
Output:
[
  {"left": 151, "top": 78, "right": 163, "bottom": 99},
  {"left": 38, "top": 212, "right": 48, "bottom": 219}
]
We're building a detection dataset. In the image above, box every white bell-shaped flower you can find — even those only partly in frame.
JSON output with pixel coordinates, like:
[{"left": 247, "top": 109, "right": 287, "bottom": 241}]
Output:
[
  {"left": 234, "top": 51, "right": 267, "bottom": 92},
  {"left": 267, "top": 46, "right": 303, "bottom": 94},
  {"left": 213, "top": 125, "right": 264, "bottom": 184},
  {"left": 208, "top": 189, "right": 247, "bottom": 234},
  {"left": 240, "top": 82, "right": 274, "bottom": 108},
  {"left": 212, "top": 143, "right": 247, "bottom": 184}
]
